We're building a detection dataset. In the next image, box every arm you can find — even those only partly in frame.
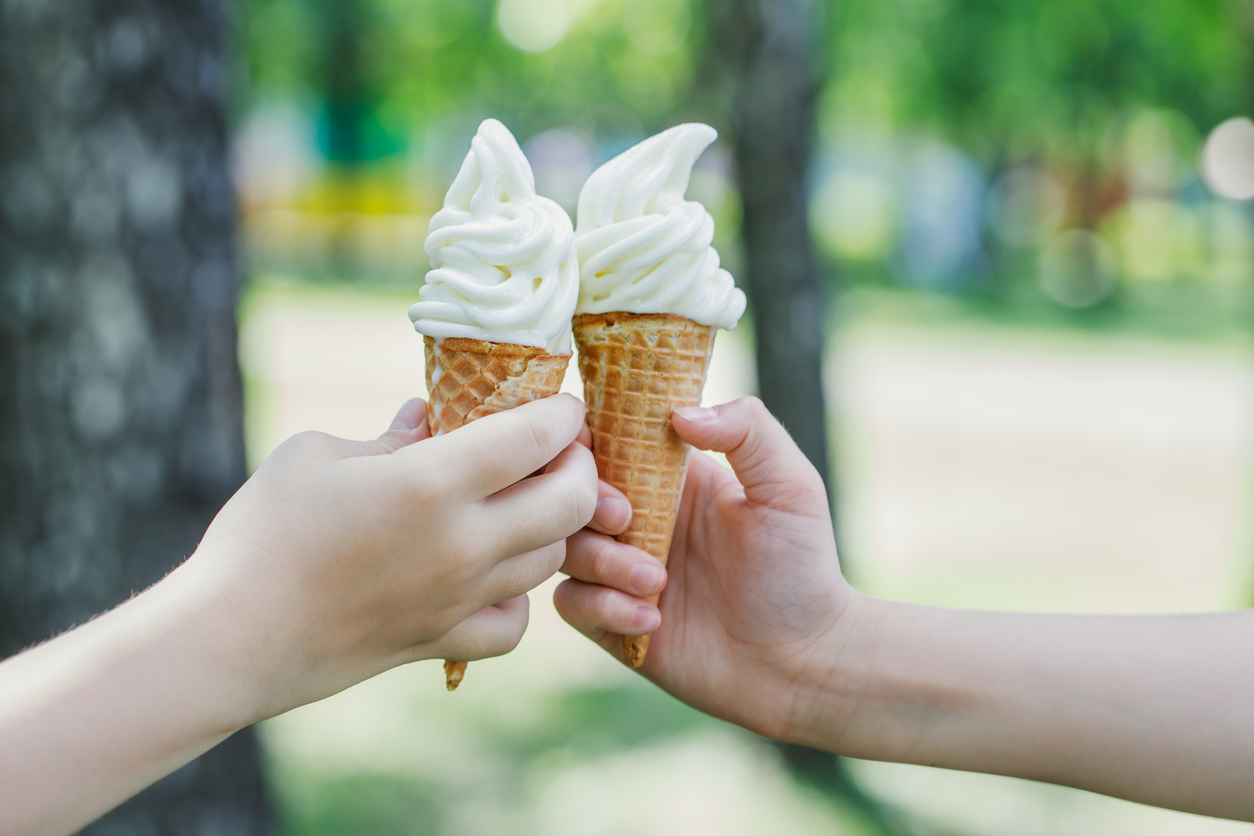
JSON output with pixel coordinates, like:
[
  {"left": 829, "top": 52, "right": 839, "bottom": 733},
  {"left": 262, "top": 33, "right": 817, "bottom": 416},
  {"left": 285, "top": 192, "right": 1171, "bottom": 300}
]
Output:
[
  {"left": 556, "top": 397, "right": 1254, "bottom": 822},
  {"left": 0, "top": 565, "right": 261, "bottom": 836},
  {"left": 0, "top": 395, "right": 604, "bottom": 836},
  {"left": 801, "top": 600, "right": 1254, "bottom": 820}
]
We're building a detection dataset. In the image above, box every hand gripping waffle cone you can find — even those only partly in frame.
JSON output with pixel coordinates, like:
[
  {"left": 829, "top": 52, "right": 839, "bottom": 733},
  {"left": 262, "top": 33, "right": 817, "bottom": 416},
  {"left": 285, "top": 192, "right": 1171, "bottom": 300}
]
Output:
[
  {"left": 572, "top": 312, "right": 714, "bottom": 668},
  {"left": 425, "top": 335, "right": 571, "bottom": 689}
]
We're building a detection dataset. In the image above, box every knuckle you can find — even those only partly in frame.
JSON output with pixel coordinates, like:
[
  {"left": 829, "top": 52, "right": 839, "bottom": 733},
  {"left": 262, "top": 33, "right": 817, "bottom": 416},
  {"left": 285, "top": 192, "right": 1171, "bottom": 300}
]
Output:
[
  {"left": 565, "top": 445, "right": 600, "bottom": 526},
  {"left": 402, "top": 468, "right": 440, "bottom": 505},
  {"left": 573, "top": 477, "right": 599, "bottom": 528},
  {"left": 588, "top": 538, "right": 616, "bottom": 583},
  {"left": 281, "top": 430, "right": 332, "bottom": 457},
  {"left": 594, "top": 585, "right": 623, "bottom": 620},
  {"left": 552, "top": 580, "right": 587, "bottom": 625},
  {"left": 464, "top": 533, "right": 496, "bottom": 568},
  {"left": 541, "top": 395, "right": 584, "bottom": 445},
  {"left": 552, "top": 579, "right": 573, "bottom": 612},
  {"left": 559, "top": 535, "right": 582, "bottom": 573},
  {"left": 545, "top": 540, "right": 568, "bottom": 575},
  {"left": 740, "top": 396, "right": 769, "bottom": 420},
  {"left": 261, "top": 431, "right": 338, "bottom": 477},
  {"left": 439, "top": 530, "right": 485, "bottom": 578},
  {"left": 522, "top": 412, "right": 558, "bottom": 457}
]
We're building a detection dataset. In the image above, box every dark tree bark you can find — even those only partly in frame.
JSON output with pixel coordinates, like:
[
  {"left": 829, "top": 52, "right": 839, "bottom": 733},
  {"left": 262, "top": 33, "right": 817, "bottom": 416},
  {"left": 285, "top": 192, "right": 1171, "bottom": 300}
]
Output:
[
  {"left": 0, "top": 1, "right": 272, "bottom": 833},
  {"left": 709, "top": 0, "right": 832, "bottom": 496},
  {"left": 703, "top": 4, "right": 906, "bottom": 831}
]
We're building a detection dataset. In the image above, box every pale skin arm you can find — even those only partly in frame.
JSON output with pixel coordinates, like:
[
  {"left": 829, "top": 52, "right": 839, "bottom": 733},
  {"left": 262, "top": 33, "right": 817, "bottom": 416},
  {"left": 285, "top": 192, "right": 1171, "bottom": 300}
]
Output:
[
  {"left": 557, "top": 397, "right": 1254, "bottom": 822},
  {"left": 0, "top": 394, "right": 630, "bottom": 836}
]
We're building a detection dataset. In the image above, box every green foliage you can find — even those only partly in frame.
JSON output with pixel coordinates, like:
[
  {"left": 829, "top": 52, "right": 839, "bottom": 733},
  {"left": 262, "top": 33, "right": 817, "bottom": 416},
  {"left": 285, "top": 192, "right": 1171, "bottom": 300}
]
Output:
[
  {"left": 235, "top": 0, "right": 1254, "bottom": 311},
  {"left": 823, "top": 0, "right": 1251, "bottom": 161},
  {"left": 237, "top": 0, "right": 703, "bottom": 157},
  {"left": 238, "top": 0, "right": 1254, "bottom": 181}
]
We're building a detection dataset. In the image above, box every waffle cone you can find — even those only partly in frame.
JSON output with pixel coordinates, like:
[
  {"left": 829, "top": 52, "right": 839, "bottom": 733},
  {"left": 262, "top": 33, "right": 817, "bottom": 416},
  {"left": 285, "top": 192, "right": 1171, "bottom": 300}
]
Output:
[
  {"left": 572, "top": 312, "right": 714, "bottom": 668},
  {"left": 424, "top": 335, "right": 571, "bottom": 690}
]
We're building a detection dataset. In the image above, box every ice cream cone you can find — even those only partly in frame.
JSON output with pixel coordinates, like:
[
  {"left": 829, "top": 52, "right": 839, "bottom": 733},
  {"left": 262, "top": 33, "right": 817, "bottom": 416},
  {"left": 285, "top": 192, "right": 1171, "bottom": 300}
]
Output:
[
  {"left": 425, "top": 335, "right": 571, "bottom": 689},
  {"left": 572, "top": 312, "right": 714, "bottom": 668}
]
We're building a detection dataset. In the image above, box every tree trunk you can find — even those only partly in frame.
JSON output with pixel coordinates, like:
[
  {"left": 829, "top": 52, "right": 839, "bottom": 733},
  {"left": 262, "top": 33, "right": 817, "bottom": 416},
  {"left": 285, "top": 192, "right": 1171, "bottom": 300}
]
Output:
[
  {"left": 704, "top": 4, "right": 906, "bottom": 829},
  {"left": 0, "top": 1, "right": 272, "bottom": 833},
  {"left": 709, "top": 0, "right": 832, "bottom": 495}
]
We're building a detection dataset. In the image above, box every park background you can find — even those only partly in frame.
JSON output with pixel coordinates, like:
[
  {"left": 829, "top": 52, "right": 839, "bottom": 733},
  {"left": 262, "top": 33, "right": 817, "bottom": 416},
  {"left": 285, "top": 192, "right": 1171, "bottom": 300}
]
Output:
[{"left": 3, "top": 0, "right": 1254, "bottom": 834}]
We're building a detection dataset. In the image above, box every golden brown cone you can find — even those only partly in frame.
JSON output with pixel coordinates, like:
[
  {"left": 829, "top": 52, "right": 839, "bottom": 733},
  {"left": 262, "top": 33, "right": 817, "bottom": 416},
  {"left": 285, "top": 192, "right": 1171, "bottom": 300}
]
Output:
[
  {"left": 424, "top": 335, "right": 571, "bottom": 690},
  {"left": 572, "top": 312, "right": 714, "bottom": 668}
]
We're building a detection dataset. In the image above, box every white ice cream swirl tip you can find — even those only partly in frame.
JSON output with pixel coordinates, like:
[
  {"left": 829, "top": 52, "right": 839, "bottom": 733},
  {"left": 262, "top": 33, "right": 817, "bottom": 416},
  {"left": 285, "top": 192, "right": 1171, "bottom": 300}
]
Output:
[
  {"left": 409, "top": 118, "right": 578, "bottom": 355},
  {"left": 575, "top": 123, "right": 746, "bottom": 331}
]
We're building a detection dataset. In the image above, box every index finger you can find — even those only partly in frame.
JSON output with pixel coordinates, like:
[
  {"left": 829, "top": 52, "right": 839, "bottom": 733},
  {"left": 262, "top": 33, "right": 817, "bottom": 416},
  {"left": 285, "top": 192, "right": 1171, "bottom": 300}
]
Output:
[{"left": 415, "top": 394, "right": 588, "bottom": 498}]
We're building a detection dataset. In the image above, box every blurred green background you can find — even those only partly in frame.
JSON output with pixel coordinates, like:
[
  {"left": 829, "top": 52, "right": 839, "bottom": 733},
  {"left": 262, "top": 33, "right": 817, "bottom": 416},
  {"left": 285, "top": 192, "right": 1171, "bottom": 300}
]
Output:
[{"left": 231, "top": 0, "right": 1254, "bottom": 834}]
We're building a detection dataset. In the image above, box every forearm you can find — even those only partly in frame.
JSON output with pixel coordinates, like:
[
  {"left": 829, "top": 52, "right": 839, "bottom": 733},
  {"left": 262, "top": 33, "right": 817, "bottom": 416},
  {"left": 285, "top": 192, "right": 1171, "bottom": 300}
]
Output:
[
  {"left": 0, "top": 562, "right": 258, "bottom": 836},
  {"left": 794, "top": 596, "right": 1254, "bottom": 821}
]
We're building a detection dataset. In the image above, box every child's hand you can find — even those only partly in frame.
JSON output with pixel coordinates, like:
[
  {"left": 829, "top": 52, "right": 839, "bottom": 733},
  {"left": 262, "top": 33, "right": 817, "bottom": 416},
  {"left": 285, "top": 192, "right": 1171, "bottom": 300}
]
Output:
[
  {"left": 190, "top": 393, "right": 599, "bottom": 721},
  {"left": 554, "top": 397, "right": 856, "bottom": 741}
]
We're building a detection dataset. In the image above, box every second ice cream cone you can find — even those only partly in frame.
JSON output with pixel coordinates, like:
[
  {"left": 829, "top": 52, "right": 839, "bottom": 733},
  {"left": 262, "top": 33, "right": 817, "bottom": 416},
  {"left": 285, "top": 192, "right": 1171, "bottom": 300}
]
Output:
[
  {"left": 425, "top": 335, "right": 571, "bottom": 688},
  {"left": 573, "top": 312, "right": 714, "bottom": 667}
]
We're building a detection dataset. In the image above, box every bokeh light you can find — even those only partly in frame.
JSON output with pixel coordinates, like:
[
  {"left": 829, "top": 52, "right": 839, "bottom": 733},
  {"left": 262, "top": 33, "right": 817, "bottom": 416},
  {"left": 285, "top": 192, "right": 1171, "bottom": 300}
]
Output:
[
  {"left": 622, "top": 0, "right": 691, "bottom": 56},
  {"left": 900, "top": 143, "right": 984, "bottom": 290},
  {"left": 810, "top": 165, "right": 896, "bottom": 261},
  {"left": 1120, "top": 108, "right": 1196, "bottom": 197},
  {"left": 1201, "top": 117, "right": 1254, "bottom": 201},
  {"left": 496, "top": 0, "right": 572, "bottom": 52},
  {"left": 233, "top": 101, "right": 317, "bottom": 209}
]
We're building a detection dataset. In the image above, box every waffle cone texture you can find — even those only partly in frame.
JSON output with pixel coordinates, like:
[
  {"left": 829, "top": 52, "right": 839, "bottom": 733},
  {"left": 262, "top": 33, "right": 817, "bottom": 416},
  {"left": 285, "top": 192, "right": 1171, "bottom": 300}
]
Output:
[
  {"left": 572, "top": 312, "right": 714, "bottom": 668},
  {"left": 424, "top": 336, "right": 571, "bottom": 689}
]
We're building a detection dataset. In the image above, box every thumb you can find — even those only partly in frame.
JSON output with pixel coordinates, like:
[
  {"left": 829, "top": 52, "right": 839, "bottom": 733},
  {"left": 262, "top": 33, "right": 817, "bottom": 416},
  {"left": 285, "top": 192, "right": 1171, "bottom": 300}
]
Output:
[
  {"left": 365, "top": 398, "right": 432, "bottom": 455},
  {"left": 672, "top": 397, "right": 823, "bottom": 504}
]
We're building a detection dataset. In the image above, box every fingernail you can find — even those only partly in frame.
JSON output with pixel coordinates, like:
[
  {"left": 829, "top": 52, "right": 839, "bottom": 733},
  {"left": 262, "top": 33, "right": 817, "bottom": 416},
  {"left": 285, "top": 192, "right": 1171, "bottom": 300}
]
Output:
[
  {"left": 633, "top": 605, "right": 661, "bottom": 632},
  {"left": 629, "top": 562, "right": 666, "bottom": 596},
  {"left": 595, "top": 496, "right": 632, "bottom": 530},
  {"left": 674, "top": 406, "right": 717, "bottom": 423}
]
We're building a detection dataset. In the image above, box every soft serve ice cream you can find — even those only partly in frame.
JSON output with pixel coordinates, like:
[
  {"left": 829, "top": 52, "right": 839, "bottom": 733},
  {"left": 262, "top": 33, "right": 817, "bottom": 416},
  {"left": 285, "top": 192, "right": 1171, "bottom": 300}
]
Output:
[
  {"left": 575, "top": 123, "right": 746, "bottom": 331},
  {"left": 409, "top": 118, "right": 578, "bottom": 355}
]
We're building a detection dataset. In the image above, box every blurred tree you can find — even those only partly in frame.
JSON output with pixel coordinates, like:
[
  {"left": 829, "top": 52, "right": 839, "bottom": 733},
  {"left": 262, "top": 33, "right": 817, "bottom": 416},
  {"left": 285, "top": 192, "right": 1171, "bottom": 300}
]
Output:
[
  {"left": 0, "top": 1, "right": 272, "bottom": 834},
  {"left": 706, "top": 1, "right": 831, "bottom": 488},
  {"left": 701, "top": 2, "right": 908, "bottom": 832}
]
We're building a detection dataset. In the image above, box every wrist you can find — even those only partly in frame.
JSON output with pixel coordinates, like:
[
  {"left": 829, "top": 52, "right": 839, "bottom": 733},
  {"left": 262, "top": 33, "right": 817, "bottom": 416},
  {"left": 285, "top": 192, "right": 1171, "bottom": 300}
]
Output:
[
  {"left": 778, "top": 589, "right": 883, "bottom": 751},
  {"left": 146, "top": 555, "right": 271, "bottom": 731}
]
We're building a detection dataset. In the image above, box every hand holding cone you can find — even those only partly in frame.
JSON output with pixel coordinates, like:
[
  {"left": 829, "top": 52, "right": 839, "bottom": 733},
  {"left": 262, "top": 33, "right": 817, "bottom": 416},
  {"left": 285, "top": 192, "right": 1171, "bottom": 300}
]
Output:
[
  {"left": 408, "top": 118, "right": 579, "bottom": 691},
  {"left": 571, "top": 123, "right": 745, "bottom": 667}
]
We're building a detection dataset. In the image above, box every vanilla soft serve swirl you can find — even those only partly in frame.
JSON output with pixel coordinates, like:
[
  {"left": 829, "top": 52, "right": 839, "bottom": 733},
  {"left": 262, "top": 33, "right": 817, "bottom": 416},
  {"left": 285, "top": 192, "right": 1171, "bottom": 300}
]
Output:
[
  {"left": 409, "top": 119, "right": 577, "bottom": 355},
  {"left": 575, "top": 123, "right": 746, "bottom": 331}
]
